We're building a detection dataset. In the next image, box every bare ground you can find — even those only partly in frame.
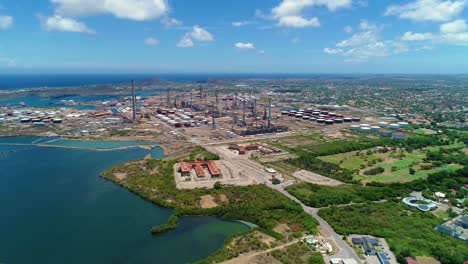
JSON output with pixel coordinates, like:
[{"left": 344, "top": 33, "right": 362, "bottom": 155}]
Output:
[{"left": 200, "top": 194, "right": 219, "bottom": 209}]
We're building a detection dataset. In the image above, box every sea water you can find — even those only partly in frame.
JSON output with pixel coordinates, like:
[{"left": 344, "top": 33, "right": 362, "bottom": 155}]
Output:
[{"left": 0, "top": 142, "right": 249, "bottom": 264}]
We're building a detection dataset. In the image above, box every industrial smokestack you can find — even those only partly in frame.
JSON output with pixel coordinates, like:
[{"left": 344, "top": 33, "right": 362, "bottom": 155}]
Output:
[
  {"left": 268, "top": 98, "right": 272, "bottom": 129},
  {"left": 131, "top": 80, "right": 136, "bottom": 122},
  {"left": 242, "top": 99, "right": 246, "bottom": 125}
]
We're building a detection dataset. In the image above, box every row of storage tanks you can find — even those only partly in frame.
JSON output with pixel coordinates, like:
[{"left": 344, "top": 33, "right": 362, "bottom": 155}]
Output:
[
  {"left": 350, "top": 121, "right": 409, "bottom": 133},
  {"left": 156, "top": 108, "right": 209, "bottom": 128},
  {"left": 282, "top": 109, "right": 360, "bottom": 125},
  {"left": 0, "top": 110, "right": 63, "bottom": 124}
]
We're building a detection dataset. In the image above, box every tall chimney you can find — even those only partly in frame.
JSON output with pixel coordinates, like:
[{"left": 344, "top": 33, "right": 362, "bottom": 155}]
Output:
[
  {"left": 132, "top": 80, "right": 136, "bottom": 122},
  {"left": 268, "top": 98, "right": 272, "bottom": 129}
]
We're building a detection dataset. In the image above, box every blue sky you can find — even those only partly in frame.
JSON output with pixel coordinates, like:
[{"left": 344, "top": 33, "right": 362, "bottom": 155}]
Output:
[{"left": 0, "top": 0, "right": 467, "bottom": 74}]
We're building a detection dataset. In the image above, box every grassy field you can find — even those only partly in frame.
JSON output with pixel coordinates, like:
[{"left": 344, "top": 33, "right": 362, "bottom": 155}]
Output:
[{"left": 318, "top": 143, "right": 465, "bottom": 183}]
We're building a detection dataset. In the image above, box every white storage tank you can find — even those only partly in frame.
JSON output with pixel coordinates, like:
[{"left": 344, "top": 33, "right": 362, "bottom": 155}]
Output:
[
  {"left": 360, "top": 124, "right": 370, "bottom": 127},
  {"left": 378, "top": 122, "right": 389, "bottom": 127},
  {"left": 351, "top": 125, "right": 360, "bottom": 131},
  {"left": 371, "top": 126, "right": 381, "bottom": 132},
  {"left": 389, "top": 123, "right": 400, "bottom": 129},
  {"left": 398, "top": 122, "right": 409, "bottom": 128},
  {"left": 360, "top": 127, "right": 372, "bottom": 133}
]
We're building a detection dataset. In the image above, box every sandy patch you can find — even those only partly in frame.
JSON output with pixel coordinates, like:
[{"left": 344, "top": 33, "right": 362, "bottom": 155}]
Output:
[
  {"left": 416, "top": 256, "right": 441, "bottom": 264},
  {"left": 144, "top": 153, "right": 152, "bottom": 160},
  {"left": 200, "top": 195, "right": 218, "bottom": 209},
  {"left": 293, "top": 170, "right": 343, "bottom": 186},
  {"left": 114, "top": 173, "right": 127, "bottom": 180},
  {"left": 219, "top": 194, "right": 228, "bottom": 203}
]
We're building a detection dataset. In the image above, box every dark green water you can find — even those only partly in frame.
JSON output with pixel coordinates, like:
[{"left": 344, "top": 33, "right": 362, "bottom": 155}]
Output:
[{"left": 0, "top": 141, "right": 249, "bottom": 264}]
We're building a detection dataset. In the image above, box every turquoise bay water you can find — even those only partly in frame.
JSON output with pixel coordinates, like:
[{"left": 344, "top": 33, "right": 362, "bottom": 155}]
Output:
[
  {"left": 44, "top": 139, "right": 159, "bottom": 149},
  {"left": 0, "top": 141, "right": 249, "bottom": 264}
]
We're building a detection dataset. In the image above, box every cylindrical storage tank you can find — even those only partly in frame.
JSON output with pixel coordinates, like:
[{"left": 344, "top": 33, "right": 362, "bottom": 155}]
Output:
[
  {"left": 312, "top": 111, "right": 320, "bottom": 116},
  {"left": 0, "top": 118, "right": 6, "bottom": 123},
  {"left": 302, "top": 116, "right": 310, "bottom": 120},
  {"left": 360, "top": 124, "right": 370, "bottom": 127},
  {"left": 288, "top": 111, "right": 296, "bottom": 116},
  {"left": 371, "top": 126, "right": 381, "bottom": 132},
  {"left": 334, "top": 119, "right": 343, "bottom": 124},
  {"left": 325, "top": 120, "right": 334, "bottom": 125},
  {"left": 389, "top": 123, "right": 400, "bottom": 129},
  {"left": 295, "top": 114, "right": 303, "bottom": 118},
  {"left": 317, "top": 119, "right": 325, "bottom": 123},
  {"left": 320, "top": 111, "right": 329, "bottom": 115},
  {"left": 398, "top": 122, "right": 409, "bottom": 128},
  {"left": 351, "top": 125, "right": 360, "bottom": 131},
  {"left": 378, "top": 122, "right": 389, "bottom": 127},
  {"left": 352, "top": 117, "right": 361, "bottom": 122},
  {"left": 329, "top": 112, "right": 337, "bottom": 117},
  {"left": 360, "top": 127, "right": 371, "bottom": 133},
  {"left": 380, "top": 130, "right": 392, "bottom": 137},
  {"left": 309, "top": 117, "right": 317, "bottom": 122},
  {"left": 344, "top": 118, "right": 353, "bottom": 123},
  {"left": 281, "top": 111, "right": 289, "bottom": 115}
]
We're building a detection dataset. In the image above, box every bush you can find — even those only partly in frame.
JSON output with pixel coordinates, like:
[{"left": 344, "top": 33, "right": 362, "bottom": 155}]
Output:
[{"left": 363, "top": 167, "right": 385, "bottom": 175}]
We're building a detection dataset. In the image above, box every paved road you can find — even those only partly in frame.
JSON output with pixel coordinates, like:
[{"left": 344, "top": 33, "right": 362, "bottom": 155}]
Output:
[{"left": 206, "top": 146, "right": 362, "bottom": 263}]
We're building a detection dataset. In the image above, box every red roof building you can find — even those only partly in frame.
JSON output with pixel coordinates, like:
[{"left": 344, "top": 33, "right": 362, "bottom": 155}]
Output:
[{"left": 180, "top": 161, "right": 221, "bottom": 178}]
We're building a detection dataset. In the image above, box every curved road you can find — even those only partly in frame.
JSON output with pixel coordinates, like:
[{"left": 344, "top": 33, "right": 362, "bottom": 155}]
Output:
[{"left": 205, "top": 146, "right": 362, "bottom": 263}]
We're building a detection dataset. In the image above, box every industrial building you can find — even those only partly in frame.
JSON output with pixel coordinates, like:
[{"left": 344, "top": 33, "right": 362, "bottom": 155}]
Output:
[{"left": 180, "top": 161, "right": 222, "bottom": 178}]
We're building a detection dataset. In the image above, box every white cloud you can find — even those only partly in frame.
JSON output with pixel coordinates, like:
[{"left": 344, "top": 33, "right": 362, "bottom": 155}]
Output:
[
  {"left": 0, "top": 15, "right": 13, "bottom": 29},
  {"left": 440, "top": 32, "right": 468, "bottom": 45},
  {"left": 324, "top": 48, "right": 342, "bottom": 54},
  {"left": 277, "top": 16, "right": 320, "bottom": 28},
  {"left": 51, "top": 0, "right": 169, "bottom": 21},
  {"left": 145, "top": 37, "right": 159, "bottom": 45},
  {"left": 385, "top": 0, "right": 466, "bottom": 22},
  {"left": 176, "top": 35, "right": 194, "bottom": 48},
  {"left": 324, "top": 21, "right": 413, "bottom": 61},
  {"left": 440, "top": 19, "right": 467, "bottom": 33},
  {"left": 402, "top": 31, "right": 434, "bottom": 41},
  {"left": 344, "top": 25, "right": 353, "bottom": 33},
  {"left": 232, "top": 21, "right": 251, "bottom": 27},
  {"left": 177, "top": 25, "right": 213, "bottom": 48},
  {"left": 188, "top": 25, "right": 214, "bottom": 41},
  {"left": 270, "top": 0, "right": 351, "bottom": 28},
  {"left": 41, "top": 15, "right": 95, "bottom": 33},
  {"left": 235, "top": 42, "right": 255, "bottom": 49},
  {"left": 291, "top": 37, "right": 300, "bottom": 43},
  {"left": 161, "top": 16, "right": 182, "bottom": 27}
]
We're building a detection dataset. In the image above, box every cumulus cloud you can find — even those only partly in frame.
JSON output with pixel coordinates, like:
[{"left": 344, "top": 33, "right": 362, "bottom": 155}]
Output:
[
  {"left": 232, "top": 21, "right": 251, "bottom": 27},
  {"left": 0, "top": 15, "right": 13, "bottom": 29},
  {"left": 270, "top": 0, "right": 351, "bottom": 28},
  {"left": 344, "top": 25, "right": 353, "bottom": 33},
  {"left": 439, "top": 20, "right": 468, "bottom": 45},
  {"left": 235, "top": 42, "right": 255, "bottom": 49},
  {"left": 51, "top": 0, "right": 169, "bottom": 21},
  {"left": 324, "top": 48, "right": 342, "bottom": 54},
  {"left": 323, "top": 21, "right": 415, "bottom": 62},
  {"left": 145, "top": 37, "right": 159, "bottom": 45},
  {"left": 40, "top": 14, "right": 95, "bottom": 33},
  {"left": 402, "top": 31, "right": 434, "bottom": 41},
  {"left": 277, "top": 16, "right": 320, "bottom": 28},
  {"left": 177, "top": 26, "right": 213, "bottom": 48},
  {"left": 385, "top": 0, "right": 466, "bottom": 22},
  {"left": 161, "top": 16, "right": 182, "bottom": 27},
  {"left": 440, "top": 19, "right": 467, "bottom": 33},
  {"left": 176, "top": 35, "right": 194, "bottom": 48}
]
